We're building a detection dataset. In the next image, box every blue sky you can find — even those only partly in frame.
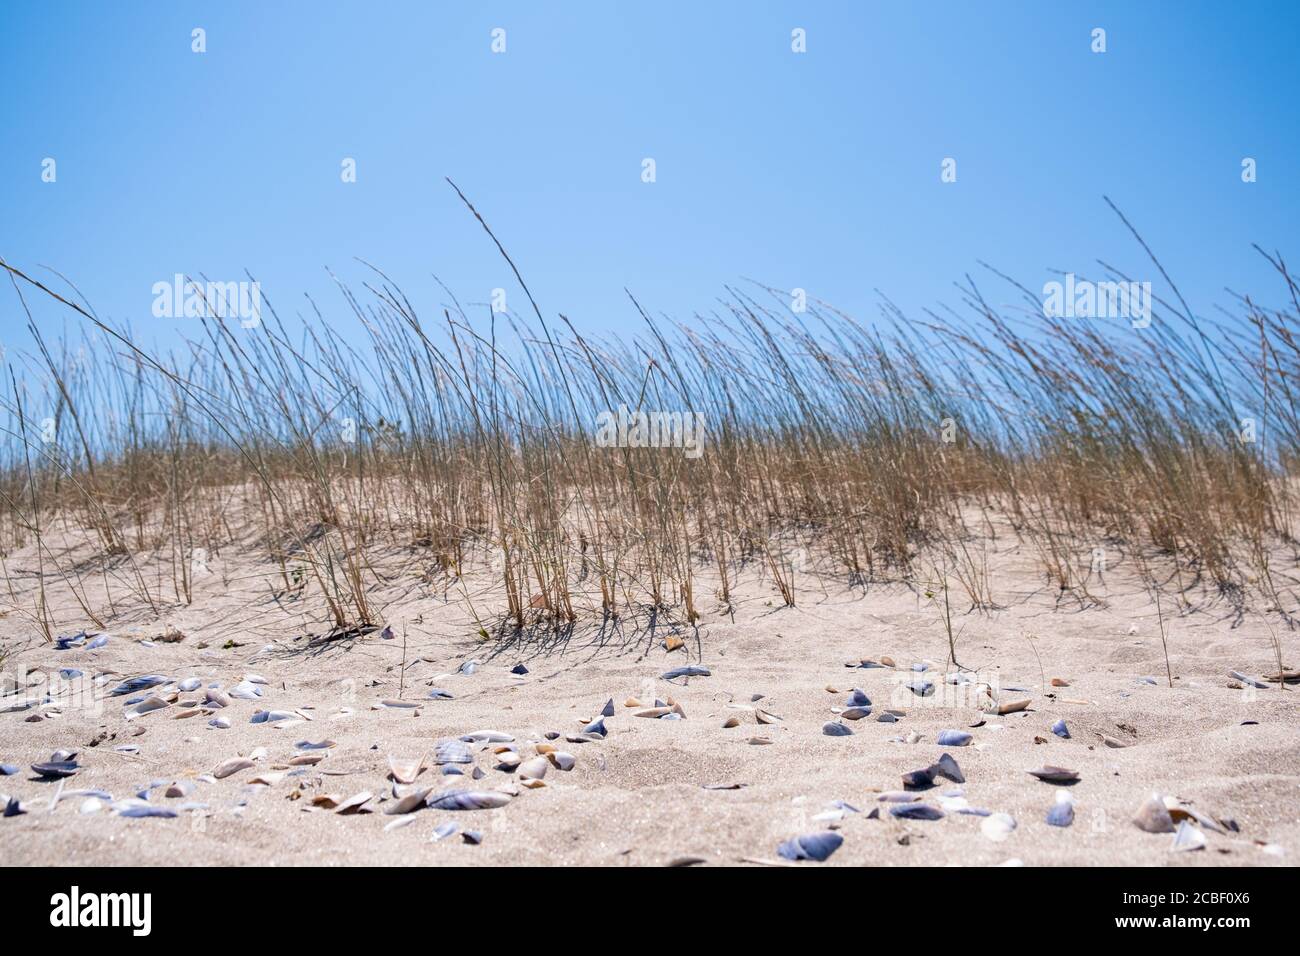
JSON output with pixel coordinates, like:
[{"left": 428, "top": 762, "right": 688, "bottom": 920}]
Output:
[{"left": 2, "top": 1, "right": 1297, "bottom": 355}]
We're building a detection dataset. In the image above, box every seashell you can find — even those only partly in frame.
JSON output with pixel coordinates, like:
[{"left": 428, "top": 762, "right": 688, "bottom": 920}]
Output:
[
  {"left": 931, "top": 752, "right": 965, "bottom": 784},
  {"left": 581, "top": 718, "right": 607, "bottom": 738},
  {"left": 878, "top": 791, "right": 921, "bottom": 803},
  {"left": 51, "top": 749, "right": 78, "bottom": 762},
  {"left": 164, "top": 780, "right": 196, "bottom": 798},
  {"left": 1171, "top": 820, "right": 1207, "bottom": 852},
  {"left": 336, "top": 791, "right": 374, "bottom": 814},
  {"left": 388, "top": 756, "right": 423, "bottom": 784},
  {"left": 213, "top": 757, "right": 254, "bottom": 779},
  {"left": 0, "top": 764, "right": 18, "bottom": 775},
  {"left": 902, "top": 767, "right": 935, "bottom": 790},
  {"left": 380, "top": 699, "right": 419, "bottom": 708},
  {"left": 384, "top": 816, "right": 416, "bottom": 832},
  {"left": 1050, "top": 677, "right": 1070, "bottom": 687},
  {"left": 777, "top": 831, "right": 843, "bottom": 862},
  {"left": 31, "top": 760, "right": 79, "bottom": 779},
  {"left": 1264, "top": 669, "right": 1300, "bottom": 683},
  {"left": 1132, "top": 793, "right": 1175, "bottom": 833},
  {"left": 906, "top": 679, "right": 934, "bottom": 697},
  {"left": 460, "top": 730, "right": 514, "bottom": 743},
  {"left": 519, "top": 778, "right": 546, "bottom": 789},
  {"left": 461, "top": 829, "right": 484, "bottom": 844},
  {"left": 425, "top": 789, "right": 512, "bottom": 811},
  {"left": 249, "top": 746, "right": 268, "bottom": 761},
  {"left": 109, "top": 675, "right": 168, "bottom": 697},
  {"left": 459, "top": 660, "right": 479, "bottom": 675},
  {"left": 124, "top": 695, "right": 171, "bottom": 719},
  {"left": 494, "top": 753, "right": 522, "bottom": 772},
  {"left": 248, "top": 772, "right": 284, "bottom": 786},
  {"left": 661, "top": 665, "right": 710, "bottom": 680},
  {"left": 430, "top": 822, "right": 458, "bottom": 841},
  {"left": 80, "top": 797, "right": 104, "bottom": 814},
  {"left": 1098, "top": 734, "right": 1129, "bottom": 749},
  {"left": 178, "top": 677, "right": 202, "bottom": 692},
  {"left": 841, "top": 706, "right": 872, "bottom": 720},
  {"left": 58, "top": 668, "right": 83, "bottom": 679},
  {"left": 510, "top": 664, "right": 528, "bottom": 675},
  {"left": 289, "top": 753, "right": 325, "bottom": 766},
  {"left": 250, "top": 709, "right": 297, "bottom": 723},
  {"left": 623, "top": 698, "right": 641, "bottom": 708},
  {"left": 470, "top": 766, "right": 485, "bottom": 779},
  {"left": 911, "top": 662, "right": 929, "bottom": 672},
  {"left": 997, "top": 698, "right": 1031, "bottom": 715},
  {"left": 823, "top": 722, "right": 853, "bottom": 736},
  {"left": 844, "top": 688, "right": 871, "bottom": 708},
  {"left": 518, "top": 756, "right": 549, "bottom": 780},
  {"left": 636, "top": 707, "right": 674, "bottom": 718},
  {"left": 1027, "top": 766, "right": 1079, "bottom": 784},
  {"left": 546, "top": 752, "right": 575, "bottom": 771},
  {"left": 1046, "top": 790, "right": 1075, "bottom": 827},
  {"left": 1051, "top": 719, "right": 1070, "bottom": 739},
  {"left": 426, "top": 688, "right": 455, "bottom": 700},
  {"left": 748, "top": 736, "right": 773, "bottom": 745},
  {"left": 936, "top": 729, "right": 972, "bottom": 747},
  {"left": 876, "top": 712, "right": 899, "bottom": 723},
  {"left": 228, "top": 681, "right": 263, "bottom": 700},
  {"left": 981, "top": 812, "right": 1017, "bottom": 842},
  {"left": 599, "top": 698, "right": 615, "bottom": 717},
  {"left": 114, "top": 799, "right": 177, "bottom": 818},
  {"left": 889, "top": 803, "right": 944, "bottom": 821},
  {"left": 1229, "top": 670, "right": 1267, "bottom": 689},
  {"left": 295, "top": 739, "right": 335, "bottom": 751},
  {"left": 310, "top": 793, "right": 342, "bottom": 808},
  {"left": 384, "top": 788, "right": 431, "bottom": 815},
  {"left": 755, "top": 708, "right": 781, "bottom": 724},
  {"left": 722, "top": 716, "right": 741, "bottom": 728},
  {"left": 204, "top": 689, "right": 230, "bottom": 709},
  {"left": 208, "top": 716, "right": 231, "bottom": 729}
]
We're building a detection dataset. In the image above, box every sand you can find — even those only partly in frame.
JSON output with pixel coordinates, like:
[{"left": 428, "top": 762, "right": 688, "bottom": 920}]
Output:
[{"left": 1, "top": 540, "right": 1296, "bottom": 867}]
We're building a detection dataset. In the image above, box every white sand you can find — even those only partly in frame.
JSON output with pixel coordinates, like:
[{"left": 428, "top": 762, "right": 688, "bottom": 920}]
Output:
[{"left": 1, "top": 540, "right": 1295, "bottom": 866}]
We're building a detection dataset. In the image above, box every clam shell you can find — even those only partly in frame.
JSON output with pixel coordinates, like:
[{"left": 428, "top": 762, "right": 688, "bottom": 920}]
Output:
[
  {"left": 842, "top": 707, "right": 872, "bottom": 720},
  {"left": 228, "top": 681, "right": 263, "bottom": 700},
  {"left": 822, "top": 722, "right": 853, "bottom": 736},
  {"left": 581, "top": 718, "right": 607, "bottom": 738},
  {"left": 31, "top": 760, "right": 79, "bottom": 779},
  {"left": 425, "top": 789, "right": 512, "bottom": 811},
  {"left": 494, "top": 753, "right": 522, "bottom": 772},
  {"left": 931, "top": 752, "right": 965, "bottom": 784},
  {"left": 383, "top": 788, "right": 431, "bottom": 815},
  {"left": 661, "top": 665, "right": 710, "bottom": 680},
  {"left": 1171, "top": 820, "right": 1207, "bottom": 852},
  {"left": 178, "top": 677, "right": 202, "bottom": 692},
  {"left": 336, "top": 791, "right": 374, "bottom": 814},
  {"left": 1027, "top": 766, "right": 1079, "bottom": 784},
  {"left": 204, "top": 689, "right": 230, "bottom": 708},
  {"left": 545, "top": 751, "right": 575, "bottom": 771},
  {"left": 518, "top": 756, "right": 549, "bottom": 780},
  {"left": 889, "top": 803, "right": 945, "bottom": 821},
  {"left": 844, "top": 688, "right": 871, "bottom": 707},
  {"left": 1132, "top": 793, "right": 1175, "bottom": 833},
  {"left": 109, "top": 675, "right": 168, "bottom": 697},
  {"left": 124, "top": 695, "right": 171, "bottom": 719},
  {"left": 981, "top": 812, "right": 1017, "bottom": 842},
  {"left": 936, "top": 729, "right": 972, "bottom": 747},
  {"left": 213, "top": 757, "right": 255, "bottom": 779},
  {"left": 430, "top": 821, "right": 458, "bottom": 841},
  {"left": 426, "top": 688, "right": 454, "bottom": 700},
  {"left": 434, "top": 740, "right": 473, "bottom": 765},
  {"left": 460, "top": 730, "right": 514, "bottom": 743},
  {"left": 388, "top": 756, "right": 423, "bottom": 784},
  {"left": 289, "top": 753, "right": 325, "bottom": 766},
  {"left": 997, "top": 698, "right": 1031, "bottom": 715},
  {"left": 776, "top": 831, "right": 843, "bottom": 862},
  {"left": 114, "top": 799, "right": 177, "bottom": 818},
  {"left": 902, "top": 767, "right": 935, "bottom": 790},
  {"left": 295, "top": 739, "right": 335, "bottom": 750}
]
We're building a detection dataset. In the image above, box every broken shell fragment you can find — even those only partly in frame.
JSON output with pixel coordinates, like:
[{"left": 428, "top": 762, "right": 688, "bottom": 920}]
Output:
[
  {"left": 388, "top": 756, "right": 423, "bottom": 784},
  {"left": 1051, "top": 719, "right": 1070, "bottom": 739},
  {"left": 1132, "top": 793, "right": 1176, "bottom": 833},
  {"left": 1171, "top": 820, "right": 1207, "bottom": 852},
  {"left": 931, "top": 752, "right": 965, "bottom": 784},
  {"left": 545, "top": 752, "right": 575, "bottom": 771},
  {"left": 518, "top": 756, "right": 549, "bottom": 780},
  {"left": 661, "top": 665, "right": 710, "bottom": 680},
  {"left": 1046, "top": 790, "right": 1075, "bottom": 827},
  {"left": 336, "top": 791, "right": 374, "bottom": 815}
]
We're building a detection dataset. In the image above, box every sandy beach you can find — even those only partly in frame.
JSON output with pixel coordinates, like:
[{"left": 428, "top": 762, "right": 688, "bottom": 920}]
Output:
[{"left": 2, "top": 539, "right": 1294, "bottom": 867}]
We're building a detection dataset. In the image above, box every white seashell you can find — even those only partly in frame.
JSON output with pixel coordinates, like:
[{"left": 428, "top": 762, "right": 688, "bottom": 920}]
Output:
[
  {"left": 228, "top": 682, "right": 262, "bottom": 700},
  {"left": 518, "top": 756, "right": 549, "bottom": 780},
  {"left": 208, "top": 716, "right": 231, "bottom": 729},
  {"left": 80, "top": 797, "right": 104, "bottom": 814},
  {"left": 244, "top": 673, "right": 269, "bottom": 685},
  {"left": 383, "top": 788, "right": 430, "bottom": 815},
  {"left": 388, "top": 756, "right": 423, "bottom": 784},
  {"left": 981, "top": 813, "right": 1017, "bottom": 842},
  {"left": 178, "top": 677, "right": 202, "bottom": 692},
  {"left": 384, "top": 816, "right": 417, "bottom": 832},
  {"left": 212, "top": 757, "right": 254, "bottom": 779},
  {"left": 336, "top": 791, "right": 374, "bottom": 814},
  {"left": 461, "top": 730, "right": 514, "bottom": 743},
  {"left": 249, "top": 746, "right": 268, "bottom": 761},
  {"left": 1171, "top": 820, "right": 1207, "bottom": 852},
  {"left": 204, "top": 689, "right": 230, "bottom": 708}
]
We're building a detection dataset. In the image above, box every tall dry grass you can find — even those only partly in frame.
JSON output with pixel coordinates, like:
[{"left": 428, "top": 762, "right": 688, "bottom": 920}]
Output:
[{"left": 0, "top": 197, "right": 1296, "bottom": 643}]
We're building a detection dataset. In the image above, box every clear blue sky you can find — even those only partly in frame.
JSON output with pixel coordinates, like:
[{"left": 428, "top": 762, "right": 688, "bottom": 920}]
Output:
[{"left": 2, "top": 1, "right": 1297, "bottom": 355}]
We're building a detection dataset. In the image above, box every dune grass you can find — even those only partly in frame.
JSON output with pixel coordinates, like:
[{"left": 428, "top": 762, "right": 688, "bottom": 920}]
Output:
[{"left": 0, "top": 199, "right": 1296, "bottom": 644}]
